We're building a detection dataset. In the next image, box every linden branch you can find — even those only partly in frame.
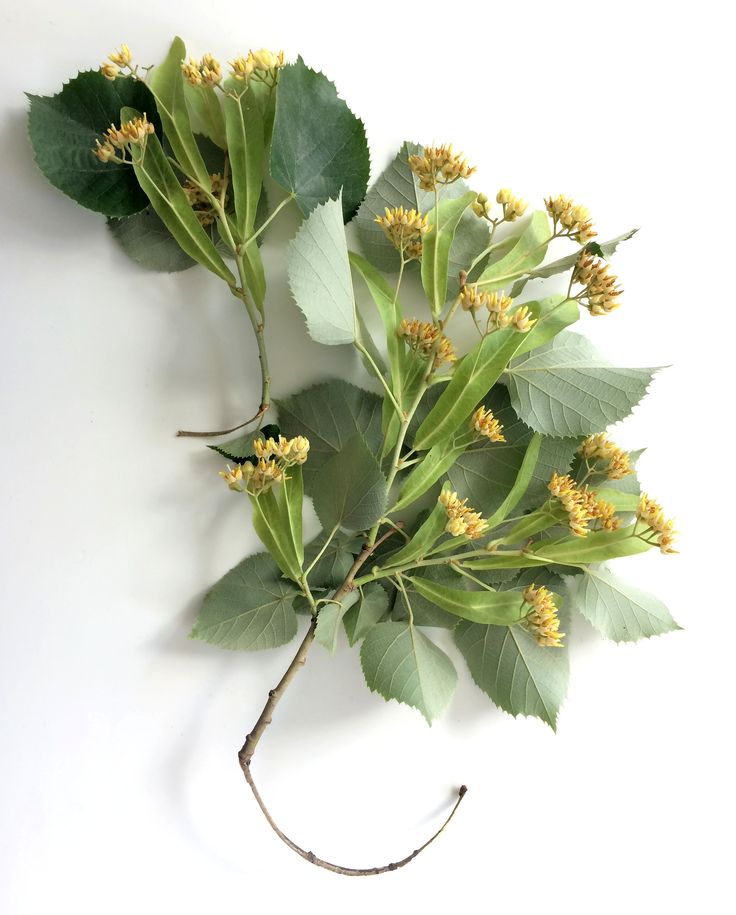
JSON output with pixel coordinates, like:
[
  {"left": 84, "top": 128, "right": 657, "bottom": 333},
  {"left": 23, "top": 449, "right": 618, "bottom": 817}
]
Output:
[{"left": 237, "top": 528, "right": 469, "bottom": 876}]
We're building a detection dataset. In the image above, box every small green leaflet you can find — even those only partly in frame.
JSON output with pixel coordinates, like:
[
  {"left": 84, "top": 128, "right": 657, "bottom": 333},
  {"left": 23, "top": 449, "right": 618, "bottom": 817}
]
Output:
[
  {"left": 315, "top": 590, "right": 360, "bottom": 653},
  {"left": 222, "top": 78, "right": 264, "bottom": 240},
  {"left": 343, "top": 584, "right": 390, "bottom": 645},
  {"left": 270, "top": 58, "right": 370, "bottom": 220},
  {"left": 311, "top": 433, "right": 388, "bottom": 531},
  {"left": 276, "top": 380, "right": 382, "bottom": 492},
  {"left": 570, "top": 564, "right": 680, "bottom": 642},
  {"left": 421, "top": 191, "right": 477, "bottom": 316},
  {"left": 304, "top": 529, "right": 361, "bottom": 589},
  {"left": 406, "top": 576, "right": 529, "bottom": 625},
  {"left": 360, "top": 621, "right": 458, "bottom": 723},
  {"left": 207, "top": 424, "right": 280, "bottom": 464},
  {"left": 27, "top": 71, "right": 160, "bottom": 217},
  {"left": 506, "top": 331, "right": 660, "bottom": 437},
  {"left": 190, "top": 551, "right": 299, "bottom": 650},
  {"left": 392, "top": 564, "right": 468, "bottom": 630},
  {"left": 476, "top": 211, "right": 550, "bottom": 291},
  {"left": 287, "top": 196, "right": 356, "bottom": 345}
]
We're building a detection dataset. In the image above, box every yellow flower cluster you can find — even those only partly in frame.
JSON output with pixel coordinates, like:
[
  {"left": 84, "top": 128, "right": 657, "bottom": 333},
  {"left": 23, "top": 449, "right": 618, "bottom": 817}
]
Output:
[
  {"left": 398, "top": 319, "right": 456, "bottom": 367},
  {"left": 439, "top": 490, "right": 490, "bottom": 540},
  {"left": 471, "top": 406, "right": 505, "bottom": 442},
  {"left": 574, "top": 252, "right": 623, "bottom": 316},
  {"left": 457, "top": 286, "right": 535, "bottom": 333},
  {"left": 408, "top": 145, "right": 476, "bottom": 192},
  {"left": 374, "top": 206, "right": 431, "bottom": 260},
  {"left": 471, "top": 192, "right": 492, "bottom": 219},
  {"left": 545, "top": 194, "right": 597, "bottom": 244},
  {"left": 181, "top": 53, "right": 222, "bottom": 86},
  {"left": 548, "top": 472, "right": 621, "bottom": 536},
  {"left": 522, "top": 584, "right": 564, "bottom": 647},
  {"left": 219, "top": 435, "right": 310, "bottom": 495},
  {"left": 93, "top": 115, "right": 154, "bottom": 161},
  {"left": 100, "top": 44, "right": 133, "bottom": 80},
  {"left": 485, "top": 291, "right": 514, "bottom": 328},
  {"left": 182, "top": 174, "right": 226, "bottom": 226},
  {"left": 637, "top": 494, "right": 678, "bottom": 554},
  {"left": 496, "top": 188, "right": 528, "bottom": 221},
  {"left": 231, "top": 49, "right": 285, "bottom": 80},
  {"left": 579, "top": 434, "right": 633, "bottom": 479}
]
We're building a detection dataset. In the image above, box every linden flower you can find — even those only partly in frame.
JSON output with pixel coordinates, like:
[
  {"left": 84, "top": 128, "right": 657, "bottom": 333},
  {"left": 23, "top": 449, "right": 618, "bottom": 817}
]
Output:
[
  {"left": 496, "top": 188, "right": 528, "bottom": 221},
  {"left": 101, "top": 44, "right": 133, "bottom": 79},
  {"left": 548, "top": 472, "right": 621, "bottom": 536},
  {"left": 511, "top": 305, "right": 536, "bottom": 333},
  {"left": 100, "top": 62, "right": 120, "bottom": 81},
  {"left": 637, "top": 494, "right": 678, "bottom": 554},
  {"left": 408, "top": 144, "right": 476, "bottom": 192},
  {"left": 181, "top": 54, "right": 222, "bottom": 86},
  {"left": 545, "top": 194, "right": 597, "bottom": 244},
  {"left": 574, "top": 252, "right": 623, "bottom": 316},
  {"left": 457, "top": 284, "right": 487, "bottom": 312},
  {"left": 522, "top": 584, "right": 564, "bottom": 647},
  {"left": 471, "top": 192, "right": 492, "bottom": 219},
  {"left": 471, "top": 406, "right": 505, "bottom": 442},
  {"left": 94, "top": 115, "right": 154, "bottom": 159},
  {"left": 183, "top": 173, "right": 226, "bottom": 226},
  {"left": 579, "top": 434, "right": 634, "bottom": 479},
  {"left": 485, "top": 291, "right": 514, "bottom": 328},
  {"left": 254, "top": 434, "right": 311, "bottom": 466},
  {"left": 231, "top": 49, "right": 285, "bottom": 80},
  {"left": 439, "top": 490, "right": 489, "bottom": 540},
  {"left": 399, "top": 319, "right": 456, "bottom": 367},
  {"left": 374, "top": 206, "right": 431, "bottom": 260}
]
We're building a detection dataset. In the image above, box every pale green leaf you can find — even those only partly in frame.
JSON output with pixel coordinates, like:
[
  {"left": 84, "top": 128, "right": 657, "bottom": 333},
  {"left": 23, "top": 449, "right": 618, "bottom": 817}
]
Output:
[
  {"left": 270, "top": 58, "right": 369, "bottom": 220},
  {"left": 315, "top": 590, "right": 359, "bottom": 653},
  {"left": 287, "top": 195, "right": 355, "bottom": 345},
  {"left": 360, "top": 621, "right": 457, "bottom": 723},
  {"left": 312, "top": 434, "right": 387, "bottom": 531},
  {"left": 276, "top": 380, "right": 382, "bottom": 492},
  {"left": 344, "top": 584, "right": 390, "bottom": 645},
  {"left": 572, "top": 564, "right": 680, "bottom": 642},
  {"left": 422, "top": 191, "right": 477, "bottom": 316},
  {"left": 392, "top": 564, "right": 466, "bottom": 629},
  {"left": 222, "top": 79, "right": 264, "bottom": 239},
  {"left": 190, "top": 552, "right": 299, "bottom": 650},
  {"left": 183, "top": 81, "right": 226, "bottom": 149},
  {"left": 477, "top": 211, "right": 550, "bottom": 291},
  {"left": 406, "top": 575, "right": 529, "bottom": 625},
  {"left": 107, "top": 207, "right": 196, "bottom": 272},
  {"left": 506, "top": 332, "right": 659, "bottom": 437}
]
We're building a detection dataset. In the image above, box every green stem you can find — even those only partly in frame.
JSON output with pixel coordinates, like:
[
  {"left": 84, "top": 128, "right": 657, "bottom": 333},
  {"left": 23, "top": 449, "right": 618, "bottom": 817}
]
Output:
[{"left": 355, "top": 342, "right": 403, "bottom": 416}]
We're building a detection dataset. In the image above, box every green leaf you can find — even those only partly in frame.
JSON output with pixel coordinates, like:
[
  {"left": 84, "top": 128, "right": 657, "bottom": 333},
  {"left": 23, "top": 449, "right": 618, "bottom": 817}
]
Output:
[
  {"left": 190, "top": 551, "right": 299, "bottom": 650},
  {"left": 344, "top": 584, "right": 390, "bottom": 645},
  {"left": 422, "top": 191, "right": 477, "bottom": 316},
  {"left": 392, "top": 564, "right": 465, "bottom": 629},
  {"left": 106, "top": 206, "right": 196, "bottom": 272},
  {"left": 413, "top": 323, "right": 531, "bottom": 451},
  {"left": 455, "top": 607, "right": 569, "bottom": 729},
  {"left": 276, "top": 380, "right": 382, "bottom": 492},
  {"left": 287, "top": 195, "right": 355, "bottom": 345},
  {"left": 183, "top": 81, "right": 226, "bottom": 149},
  {"left": 477, "top": 211, "right": 550, "bottom": 291},
  {"left": 571, "top": 565, "right": 680, "bottom": 642},
  {"left": 27, "top": 72, "right": 159, "bottom": 216},
  {"left": 506, "top": 332, "right": 659, "bottom": 437},
  {"left": 360, "top": 621, "right": 457, "bottom": 723},
  {"left": 354, "top": 142, "right": 489, "bottom": 294},
  {"left": 513, "top": 294, "right": 579, "bottom": 357},
  {"left": 509, "top": 229, "right": 638, "bottom": 299},
  {"left": 312, "top": 433, "right": 388, "bottom": 531},
  {"left": 406, "top": 575, "right": 528, "bottom": 625},
  {"left": 304, "top": 529, "right": 360, "bottom": 589},
  {"left": 149, "top": 36, "right": 210, "bottom": 186},
  {"left": 484, "top": 433, "right": 543, "bottom": 528},
  {"left": 315, "top": 590, "right": 360, "bottom": 653},
  {"left": 391, "top": 435, "right": 467, "bottom": 513},
  {"left": 270, "top": 58, "right": 369, "bottom": 220},
  {"left": 222, "top": 79, "right": 264, "bottom": 239},
  {"left": 385, "top": 493, "right": 450, "bottom": 567},
  {"left": 127, "top": 128, "right": 235, "bottom": 284},
  {"left": 531, "top": 527, "right": 653, "bottom": 565},
  {"left": 207, "top": 424, "right": 280, "bottom": 463},
  {"left": 250, "top": 471, "right": 304, "bottom": 583}
]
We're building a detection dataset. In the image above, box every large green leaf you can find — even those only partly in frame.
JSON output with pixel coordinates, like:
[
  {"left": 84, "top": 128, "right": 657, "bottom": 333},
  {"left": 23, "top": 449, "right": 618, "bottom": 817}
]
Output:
[
  {"left": 360, "top": 621, "right": 457, "bottom": 723},
  {"left": 354, "top": 141, "right": 489, "bottom": 296},
  {"left": 128, "top": 126, "right": 235, "bottom": 284},
  {"left": 506, "top": 332, "right": 659, "bottom": 437},
  {"left": 222, "top": 79, "right": 264, "bottom": 240},
  {"left": 27, "top": 71, "right": 159, "bottom": 217},
  {"left": 455, "top": 606, "right": 569, "bottom": 729},
  {"left": 276, "top": 380, "right": 382, "bottom": 491},
  {"left": 476, "top": 211, "right": 550, "bottom": 291},
  {"left": 312, "top": 433, "right": 388, "bottom": 531},
  {"left": 413, "top": 322, "right": 531, "bottom": 451},
  {"left": 190, "top": 551, "right": 299, "bottom": 650},
  {"left": 421, "top": 191, "right": 477, "bottom": 316},
  {"left": 287, "top": 195, "right": 355, "bottom": 345},
  {"left": 509, "top": 229, "right": 638, "bottom": 299},
  {"left": 149, "top": 36, "right": 210, "bottom": 186},
  {"left": 270, "top": 58, "right": 369, "bottom": 220},
  {"left": 571, "top": 565, "right": 680, "bottom": 642},
  {"left": 106, "top": 206, "right": 196, "bottom": 272},
  {"left": 343, "top": 584, "right": 390, "bottom": 645}
]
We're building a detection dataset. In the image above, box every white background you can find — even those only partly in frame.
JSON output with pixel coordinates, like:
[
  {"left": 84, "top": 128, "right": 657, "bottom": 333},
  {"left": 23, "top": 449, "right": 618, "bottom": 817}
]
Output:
[{"left": 2, "top": 2, "right": 734, "bottom": 912}]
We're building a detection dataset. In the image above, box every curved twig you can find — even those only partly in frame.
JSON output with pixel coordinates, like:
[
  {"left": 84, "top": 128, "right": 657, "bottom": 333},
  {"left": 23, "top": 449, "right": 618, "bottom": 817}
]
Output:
[
  {"left": 236, "top": 526, "right": 468, "bottom": 875},
  {"left": 176, "top": 403, "right": 268, "bottom": 438},
  {"left": 240, "top": 760, "right": 467, "bottom": 876}
]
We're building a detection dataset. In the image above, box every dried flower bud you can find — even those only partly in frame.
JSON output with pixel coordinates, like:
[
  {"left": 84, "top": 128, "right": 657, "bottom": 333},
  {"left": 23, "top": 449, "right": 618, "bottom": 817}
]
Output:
[
  {"left": 399, "top": 319, "right": 456, "bottom": 367},
  {"left": 471, "top": 406, "right": 505, "bottom": 442},
  {"left": 408, "top": 144, "right": 476, "bottom": 192},
  {"left": 439, "top": 490, "right": 490, "bottom": 540},
  {"left": 522, "top": 584, "right": 564, "bottom": 647}
]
